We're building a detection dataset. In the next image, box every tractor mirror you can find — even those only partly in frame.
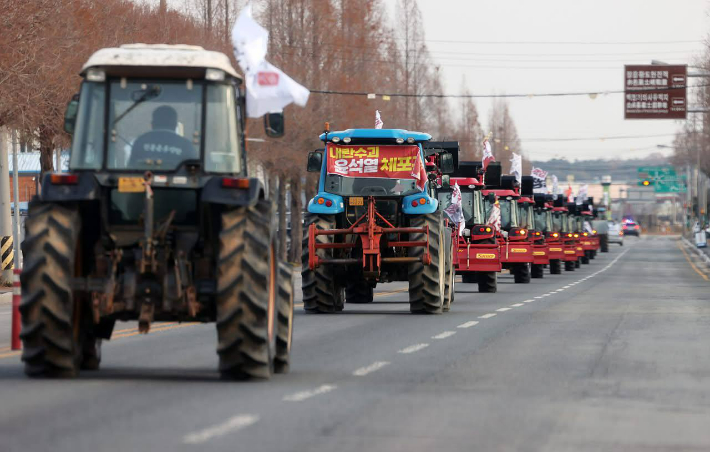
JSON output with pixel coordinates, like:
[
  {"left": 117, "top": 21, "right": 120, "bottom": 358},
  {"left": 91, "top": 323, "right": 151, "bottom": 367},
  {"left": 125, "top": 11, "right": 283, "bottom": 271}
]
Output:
[
  {"left": 264, "top": 112, "right": 285, "bottom": 138},
  {"left": 442, "top": 175, "right": 450, "bottom": 189},
  {"left": 440, "top": 153, "right": 455, "bottom": 174},
  {"left": 307, "top": 151, "right": 323, "bottom": 172},
  {"left": 63, "top": 94, "right": 79, "bottom": 135}
]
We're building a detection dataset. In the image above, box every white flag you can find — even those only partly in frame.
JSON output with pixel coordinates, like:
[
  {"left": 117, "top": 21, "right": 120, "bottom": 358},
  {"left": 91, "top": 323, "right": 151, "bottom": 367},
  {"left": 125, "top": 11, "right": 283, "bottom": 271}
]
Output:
[
  {"left": 510, "top": 153, "right": 522, "bottom": 185},
  {"left": 531, "top": 167, "right": 547, "bottom": 194},
  {"left": 551, "top": 175, "right": 559, "bottom": 198},
  {"left": 482, "top": 138, "right": 495, "bottom": 170},
  {"left": 375, "top": 110, "right": 383, "bottom": 129},
  {"left": 232, "top": 5, "right": 310, "bottom": 117},
  {"left": 443, "top": 183, "right": 466, "bottom": 235},
  {"left": 575, "top": 184, "right": 588, "bottom": 205},
  {"left": 487, "top": 201, "right": 501, "bottom": 232}
]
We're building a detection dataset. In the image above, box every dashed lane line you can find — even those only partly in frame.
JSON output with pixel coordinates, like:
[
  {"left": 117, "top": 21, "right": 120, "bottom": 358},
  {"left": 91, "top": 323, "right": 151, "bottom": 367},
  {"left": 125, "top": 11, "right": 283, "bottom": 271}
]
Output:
[
  {"left": 496, "top": 307, "right": 511, "bottom": 312},
  {"left": 432, "top": 331, "right": 456, "bottom": 339},
  {"left": 353, "top": 361, "right": 390, "bottom": 376},
  {"left": 522, "top": 299, "right": 534, "bottom": 303},
  {"left": 397, "top": 343, "right": 429, "bottom": 354},
  {"left": 534, "top": 296, "right": 543, "bottom": 299},
  {"left": 283, "top": 384, "right": 337, "bottom": 402},
  {"left": 183, "top": 414, "right": 260, "bottom": 445},
  {"left": 510, "top": 303, "right": 524, "bottom": 307},
  {"left": 478, "top": 313, "right": 497, "bottom": 319},
  {"left": 457, "top": 321, "right": 479, "bottom": 329}
]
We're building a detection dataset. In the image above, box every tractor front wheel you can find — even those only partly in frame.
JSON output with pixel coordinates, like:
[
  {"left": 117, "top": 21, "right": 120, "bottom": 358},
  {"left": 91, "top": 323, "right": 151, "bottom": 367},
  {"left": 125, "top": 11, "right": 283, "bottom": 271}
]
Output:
[
  {"left": 478, "top": 272, "right": 497, "bottom": 293},
  {"left": 531, "top": 264, "right": 544, "bottom": 279},
  {"left": 564, "top": 260, "right": 575, "bottom": 271},
  {"left": 513, "top": 263, "right": 531, "bottom": 283},
  {"left": 302, "top": 214, "right": 344, "bottom": 313},
  {"left": 408, "top": 212, "right": 445, "bottom": 314},
  {"left": 549, "top": 259, "right": 562, "bottom": 274}
]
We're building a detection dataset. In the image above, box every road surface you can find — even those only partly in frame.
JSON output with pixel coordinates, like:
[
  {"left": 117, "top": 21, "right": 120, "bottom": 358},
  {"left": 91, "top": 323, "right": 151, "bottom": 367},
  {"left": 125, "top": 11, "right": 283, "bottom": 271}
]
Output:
[{"left": 1, "top": 236, "right": 710, "bottom": 451}]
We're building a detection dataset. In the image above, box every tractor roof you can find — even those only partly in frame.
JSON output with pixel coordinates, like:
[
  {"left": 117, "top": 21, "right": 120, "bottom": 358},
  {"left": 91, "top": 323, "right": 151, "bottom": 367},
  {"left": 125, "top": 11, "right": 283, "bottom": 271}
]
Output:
[
  {"left": 320, "top": 129, "right": 432, "bottom": 142},
  {"left": 81, "top": 44, "right": 242, "bottom": 80}
]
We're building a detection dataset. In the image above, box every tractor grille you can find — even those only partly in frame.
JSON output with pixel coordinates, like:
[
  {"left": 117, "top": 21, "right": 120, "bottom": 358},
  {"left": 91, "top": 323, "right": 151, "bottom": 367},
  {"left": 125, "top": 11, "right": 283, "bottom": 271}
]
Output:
[{"left": 345, "top": 198, "right": 399, "bottom": 226}]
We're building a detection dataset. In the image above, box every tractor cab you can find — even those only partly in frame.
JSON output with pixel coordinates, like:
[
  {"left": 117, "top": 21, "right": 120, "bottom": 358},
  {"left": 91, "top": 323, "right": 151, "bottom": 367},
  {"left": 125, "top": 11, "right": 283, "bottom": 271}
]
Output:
[{"left": 579, "top": 198, "right": 600, "bottom": 261}]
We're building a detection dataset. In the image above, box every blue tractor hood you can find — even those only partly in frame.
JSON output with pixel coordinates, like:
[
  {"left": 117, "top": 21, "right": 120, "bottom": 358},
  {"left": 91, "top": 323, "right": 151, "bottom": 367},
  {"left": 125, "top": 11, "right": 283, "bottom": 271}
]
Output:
[{"left": 319, "top": 128, "right": 432, "bottom": 143}]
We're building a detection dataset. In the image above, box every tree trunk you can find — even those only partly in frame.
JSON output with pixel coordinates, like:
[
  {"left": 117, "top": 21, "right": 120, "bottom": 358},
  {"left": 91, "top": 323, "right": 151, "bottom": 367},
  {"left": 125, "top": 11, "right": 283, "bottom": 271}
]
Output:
[
  {"left": 289, "top": 176, "right": 302, "bottom": 263},
  {"left": 39, "top": 127, "right": 54, "bottom": 179},
  {"left": 278, "top": 175, "right": 288, "bottom": 261}
]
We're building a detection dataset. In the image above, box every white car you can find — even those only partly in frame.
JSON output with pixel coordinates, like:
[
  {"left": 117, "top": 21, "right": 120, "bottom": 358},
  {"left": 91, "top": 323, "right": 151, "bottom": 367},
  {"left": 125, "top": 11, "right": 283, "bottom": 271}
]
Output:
[{"left": 607, "top": 221, "right": 624, "bottom": 246}]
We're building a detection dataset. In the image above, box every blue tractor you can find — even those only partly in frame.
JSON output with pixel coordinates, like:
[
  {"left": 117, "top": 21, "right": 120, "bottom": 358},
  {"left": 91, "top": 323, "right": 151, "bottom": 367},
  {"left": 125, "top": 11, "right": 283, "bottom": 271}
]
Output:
[{"left": 302, "top": 128, "right": 456, "bottom": 314}]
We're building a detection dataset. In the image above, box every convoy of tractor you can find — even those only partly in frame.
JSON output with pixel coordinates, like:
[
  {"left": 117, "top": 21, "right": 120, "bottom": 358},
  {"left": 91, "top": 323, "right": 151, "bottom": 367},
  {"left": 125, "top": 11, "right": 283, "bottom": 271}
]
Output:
[{"left": 16, "top": 44, "right": 603, "bottom": 381}]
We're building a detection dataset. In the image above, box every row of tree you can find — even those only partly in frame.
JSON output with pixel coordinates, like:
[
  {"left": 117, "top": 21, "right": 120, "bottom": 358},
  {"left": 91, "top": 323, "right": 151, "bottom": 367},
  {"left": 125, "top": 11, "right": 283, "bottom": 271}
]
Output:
[{"left": 0, "top": 0, "right": 528, "bottom": 261}]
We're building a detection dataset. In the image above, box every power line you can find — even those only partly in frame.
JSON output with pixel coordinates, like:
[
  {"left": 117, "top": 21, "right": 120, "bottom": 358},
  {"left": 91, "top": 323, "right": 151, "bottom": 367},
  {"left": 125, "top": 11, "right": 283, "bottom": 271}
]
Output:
[{"left": 403, "top": 39, "right": 702, "bottom": 45}]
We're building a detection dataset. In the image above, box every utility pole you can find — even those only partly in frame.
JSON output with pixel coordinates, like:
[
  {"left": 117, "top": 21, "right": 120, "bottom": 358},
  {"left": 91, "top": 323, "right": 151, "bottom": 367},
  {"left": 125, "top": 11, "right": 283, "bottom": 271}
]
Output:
[
  {"left": 0, "top": 129, "right": 13, "bottom": 285},
  {"left": 11, "top": 130, "right": 21, "bottom": 269}
]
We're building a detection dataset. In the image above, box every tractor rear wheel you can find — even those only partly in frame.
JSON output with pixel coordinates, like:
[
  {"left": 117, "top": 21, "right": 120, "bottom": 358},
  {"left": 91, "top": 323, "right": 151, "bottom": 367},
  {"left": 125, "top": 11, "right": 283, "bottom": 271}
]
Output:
[
  {"left": 582, "top": 252, "right": 590, "bottom": 264},
  {"left": 513, "top": 263, "right": 531, "bottom": 283},
  {"left": 461, "top": 273, "right": 477, "bottom": 284},
  {"left": 302, "top": 214, "right": 344, "bottom": 313},
  {"left": 531, "top": 264, "right": 544, "bottom": 279},
  {"left": 216, "top": 200, "right": 277, "bottom": 380},
  {"left": 274, "top": 262, "right": 294, "bottom": 374},
  {"left": 575, "top": 258, "right": 581, "bottom": 268},
  {"left": 346, "top": 280, "right": 374, "bottom": 303},
  {"left": 408, "top": 212, "right": 445, "bottom": 314},
  {"left": 20, "top": 203, "right": 83, "bottom": 377},
  {"left": 564, "top": 260, "right": 575, "bottom": 271},
  {"left": 549, "top": 259, "right": 562, "bottom": 274},
  {"left": 600, "top": 234, "right": 609, "bottom": 252},
  {"left": 478, "top": 271, "right": 497, "bottom": 293}
]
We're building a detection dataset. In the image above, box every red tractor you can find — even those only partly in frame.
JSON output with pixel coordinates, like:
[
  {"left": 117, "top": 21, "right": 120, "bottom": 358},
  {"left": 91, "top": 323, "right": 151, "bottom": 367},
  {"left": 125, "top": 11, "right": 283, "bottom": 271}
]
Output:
[
  {"left": 435, "top": 161, "right": 503, "bottom": 293},
  {"left": 528, "top": 194, "right": 556, "bottom": 278},
  {"left": 579, "top": 198, "right": 600, "bottom": 263},
  {"left": 483, "top": 176, "right": 536, "bottom": 284}
]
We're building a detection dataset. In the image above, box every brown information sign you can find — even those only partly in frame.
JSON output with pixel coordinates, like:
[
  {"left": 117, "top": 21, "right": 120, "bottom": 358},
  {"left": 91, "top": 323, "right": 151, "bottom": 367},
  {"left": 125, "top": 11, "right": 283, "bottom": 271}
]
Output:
[{"left": 624, "top": 65, "right": 687, "bottom": 119}]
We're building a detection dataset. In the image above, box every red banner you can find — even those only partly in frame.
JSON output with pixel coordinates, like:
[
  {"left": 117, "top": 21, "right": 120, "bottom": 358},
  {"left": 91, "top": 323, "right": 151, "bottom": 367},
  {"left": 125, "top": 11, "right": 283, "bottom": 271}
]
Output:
[{"left": 326, "top": 144, "right": 426, "bottom": 189}]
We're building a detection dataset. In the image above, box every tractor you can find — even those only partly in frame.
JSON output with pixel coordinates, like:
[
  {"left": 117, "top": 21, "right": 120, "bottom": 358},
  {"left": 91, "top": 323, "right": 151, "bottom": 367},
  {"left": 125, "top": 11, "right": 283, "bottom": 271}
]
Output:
[
  {"left": 550, "top": 199, "right": 577, "bottom": 271},
  {"left": 19, "top": 44, "right": 294, "bottom": 380},
  {"left": 529, "top": 193, "right": 555, "bottom": 278},
  {"left": 579, "top": 198, "right": 600, "bottom": 262},
  {"left": 302, "top": 128, "right": 456, "bottom": 314},
  {"left": 435, "top": 161, "right": 502, "bottom": 293},
  {"left": 483, "top": 175, "right": 536, "bottom": 284}
]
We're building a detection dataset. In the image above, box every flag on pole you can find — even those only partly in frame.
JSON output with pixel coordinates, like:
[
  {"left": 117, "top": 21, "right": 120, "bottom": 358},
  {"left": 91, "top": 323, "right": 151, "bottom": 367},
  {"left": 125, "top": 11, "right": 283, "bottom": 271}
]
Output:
[
  {"left": 575, "top": 184, "right": 588, "bottom": 205},
  {"left": 443, "top": 183, "right": 466, "bottom": 235},
  {"left": 510, "top": 153, "right": 522, "bottom": 185},
  {"left": 565, "top": 185, "right": 573, "bottom": 202},
  {"left": 482, "top": 136, "right": 495, "bottom": 170},
  {"left": 232, "top": 5, "right": 310, "bottom": 117},
  {"left": 551, "top": 175, "right": 559, "bottom": 198},
  {"left": 531, "top": 167, "right": 548, "bottom": 193},
  {"left": 487, "top": 200, "right": 501, "bottom": 232},
  {"left": 375, "top": 110, "right": 383, "bottom": 129}
]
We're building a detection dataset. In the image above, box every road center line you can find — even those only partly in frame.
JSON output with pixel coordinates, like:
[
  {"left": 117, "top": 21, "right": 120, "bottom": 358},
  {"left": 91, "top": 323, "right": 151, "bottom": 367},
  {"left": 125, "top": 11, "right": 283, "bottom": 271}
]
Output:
[
  {"left": 398, "top": 343, "right": 429, "bottom": 354},
  {"left": 478, "top": 313, "right": 497, "bottom": 319},
  {"left": 510, "top": 303, "right": 524, "bottom": 307},
  {"left": 496, "top": 307, "right": 511, "bottom": 312},
  {"left": 353, "top": 361, "right": 390, "bottom": 376},
  {"left": 432, "top": 331, "right": 456, "bottom": 339},
  {"left": 457, "top": 320, "right": 480, "bottom": 328},
  {"left": 183, "top": 414, "right": 259, "bottom": 444},
  {"left": 534, "top": 296, "right": 543, "bottom": 299},
  {"left": 522, "top": 299, "right": 534, "bottom": 303},
  {"left": 283, "top": 384, "right": 337, "bottom": 402}
]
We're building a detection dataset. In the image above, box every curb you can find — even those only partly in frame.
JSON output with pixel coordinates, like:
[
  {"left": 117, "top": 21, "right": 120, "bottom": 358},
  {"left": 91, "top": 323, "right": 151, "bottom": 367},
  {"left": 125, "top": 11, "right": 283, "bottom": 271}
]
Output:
[{"left": 680, "top": 236, "right": 710, "bottom": 266}]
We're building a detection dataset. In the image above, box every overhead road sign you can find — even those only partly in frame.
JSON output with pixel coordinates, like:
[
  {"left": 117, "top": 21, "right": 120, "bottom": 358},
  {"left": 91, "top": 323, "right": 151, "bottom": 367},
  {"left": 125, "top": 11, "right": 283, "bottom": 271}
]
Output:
[{"left": 625, "top": 65, "right": 687, "bottom": 120}]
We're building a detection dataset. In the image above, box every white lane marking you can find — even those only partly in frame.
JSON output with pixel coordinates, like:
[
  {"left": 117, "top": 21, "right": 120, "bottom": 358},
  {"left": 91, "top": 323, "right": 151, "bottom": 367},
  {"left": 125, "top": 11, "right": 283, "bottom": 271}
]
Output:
[
  {"left": 555, "top": 289, "right": 564, "bottom": 292},
  {"left": 496, "top": 307, "right": 512, "bottom": 312},
  {"left": 534, "top": 296, "right": 543, "bottom": 299},
  {"left": 183, "top": 414, "right": 259, "bottom": 444},
  {"left": 479, "top": 313, "right": 497, "bottom": 319},
  {"left": 564, "top": 285, "right": 571, "bottom": 288},
  {"left": 398, "top": 343, "right": 429, "bottom": 354},
  {"left": 510, "top": 303, "right": 524, "bottom": 307},
  {"left": 542, "top": 294, "right": 551, "bottom": 297},
  {"left": 523, "top": 299, "right": 534, "bottom": 303},
  {"left": 283, "top": 384, "right": 337, "bottom": 402},
  {"left": 432, "top": 331, "right": 457, "bottom": 340},
  {"left": 353, "top": 361, "right": 390, "bottom": 376},
  {"left": 457, "top": 320, "right": 479, "bottom": 329}
]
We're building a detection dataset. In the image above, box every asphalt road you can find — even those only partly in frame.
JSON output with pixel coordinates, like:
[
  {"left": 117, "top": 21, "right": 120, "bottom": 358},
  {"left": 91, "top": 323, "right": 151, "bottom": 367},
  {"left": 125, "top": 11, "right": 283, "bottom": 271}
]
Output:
[{"left": 1, "top": 236, "right": 710, "bottom": 451}]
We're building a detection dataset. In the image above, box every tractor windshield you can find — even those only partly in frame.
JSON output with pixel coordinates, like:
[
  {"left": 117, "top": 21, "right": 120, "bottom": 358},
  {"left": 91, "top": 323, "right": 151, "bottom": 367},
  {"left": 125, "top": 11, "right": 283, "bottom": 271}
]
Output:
[
  {"left": 552, "top": 211, "right": 566, "bottom": 232},
  {"left": 518, "top": 203, "right": 534, "bottom": 229},
  {"left": 437, "top": 190, "right": 475, "bottom": 223},
  {"left": 70, "top": 80, "right": 242, "bottom": 173},
  {"left": 498, "top": 199, "right": 518, "bottom": 230},
  {"left": 534, "top": 210, "right": 550, "bottom": 232},
  {"left": 323, "top": 144, "right": 424, "bottom": 197}
]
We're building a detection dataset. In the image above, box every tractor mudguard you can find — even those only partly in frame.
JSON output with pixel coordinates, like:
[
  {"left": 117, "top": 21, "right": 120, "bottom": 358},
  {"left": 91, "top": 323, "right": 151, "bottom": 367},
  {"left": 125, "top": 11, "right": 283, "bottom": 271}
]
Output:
[
  {"left": 201, "top": 177, "right": 263, "bottom": 207},
  {"left": 402, "top": 192, "right": 438, "bottom": 215},
  {"left": 307, "top": 192, "right": 344, "bottom": 214},
  {"left": 39, "top": 172, "right": 100, "bottom": 202}
]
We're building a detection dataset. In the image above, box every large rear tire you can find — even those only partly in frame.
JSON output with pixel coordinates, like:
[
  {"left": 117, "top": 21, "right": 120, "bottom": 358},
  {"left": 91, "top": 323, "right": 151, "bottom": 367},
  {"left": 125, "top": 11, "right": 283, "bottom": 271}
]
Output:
[
  {"left": 549, "top": 259, "right": 562, "bottom": 275},
  {"left": 513, "top": 263, "right": 531, "bottom": 283},
  {"left": 274, "top": 262, "right": 294, "bottom": 374},
  {"left": 600, "top": 234, "right": 609, "bottom": 252},
  {"left": 531, "top": 264, "right": 544, "bottom": 279},
  {"left": 301, "top": 214, "right": 344, "bottom": 313},
  {"left": 408, "top": 212, "right": 445, "bottom": 314},
  {"left": 20, "top": 204, "right": 82, "bottom": 377},
  {"left": 478, "top": 271, "right": 497, "bottom": 293},
  {"left": 461, "top": 273, "right": 477, "bottom": 284},
  {"left": 216, "top": 200, "right": 277, "bottom": 380},
  {"left": 564, "top": 260, "right": 575, "bottom": 271}
]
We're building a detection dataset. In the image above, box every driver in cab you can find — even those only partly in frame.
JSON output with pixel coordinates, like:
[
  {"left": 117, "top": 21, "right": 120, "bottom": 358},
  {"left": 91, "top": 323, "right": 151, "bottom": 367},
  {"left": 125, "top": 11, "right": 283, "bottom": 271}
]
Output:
[{"left": 129, "top": 105, "right": 196, "bottom": 168}]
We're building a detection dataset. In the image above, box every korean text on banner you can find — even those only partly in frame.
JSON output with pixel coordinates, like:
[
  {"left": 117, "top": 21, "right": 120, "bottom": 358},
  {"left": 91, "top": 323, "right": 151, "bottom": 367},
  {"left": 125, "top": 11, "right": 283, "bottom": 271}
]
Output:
[{"left": 326, "top": 145, "right": 426, "bottom": 190}]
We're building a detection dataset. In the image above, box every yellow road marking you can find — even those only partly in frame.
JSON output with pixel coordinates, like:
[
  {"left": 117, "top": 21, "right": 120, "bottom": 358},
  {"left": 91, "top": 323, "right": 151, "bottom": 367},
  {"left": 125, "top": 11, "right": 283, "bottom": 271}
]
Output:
[
  {"left": 0, "top": 323, "right": 201, "bottom": 361},
  {"left": 678, "top": 241, "right": 709, "bottom": 281},
  {"left": 112, "top": 322, "right": 176, "bottom": 335}
]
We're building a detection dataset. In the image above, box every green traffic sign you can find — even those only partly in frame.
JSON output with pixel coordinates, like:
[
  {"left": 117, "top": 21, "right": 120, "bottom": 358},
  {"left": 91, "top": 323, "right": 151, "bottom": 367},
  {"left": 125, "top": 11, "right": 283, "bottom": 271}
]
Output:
[{"left": 637, "top": 165, "right": 686, "bottom": 193}]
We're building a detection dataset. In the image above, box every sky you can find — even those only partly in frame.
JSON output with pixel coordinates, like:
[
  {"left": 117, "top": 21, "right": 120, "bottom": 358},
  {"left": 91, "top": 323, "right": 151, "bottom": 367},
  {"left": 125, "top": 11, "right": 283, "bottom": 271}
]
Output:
[{"left": 385, "top": 0, "right": 710, "bottom": 162}]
